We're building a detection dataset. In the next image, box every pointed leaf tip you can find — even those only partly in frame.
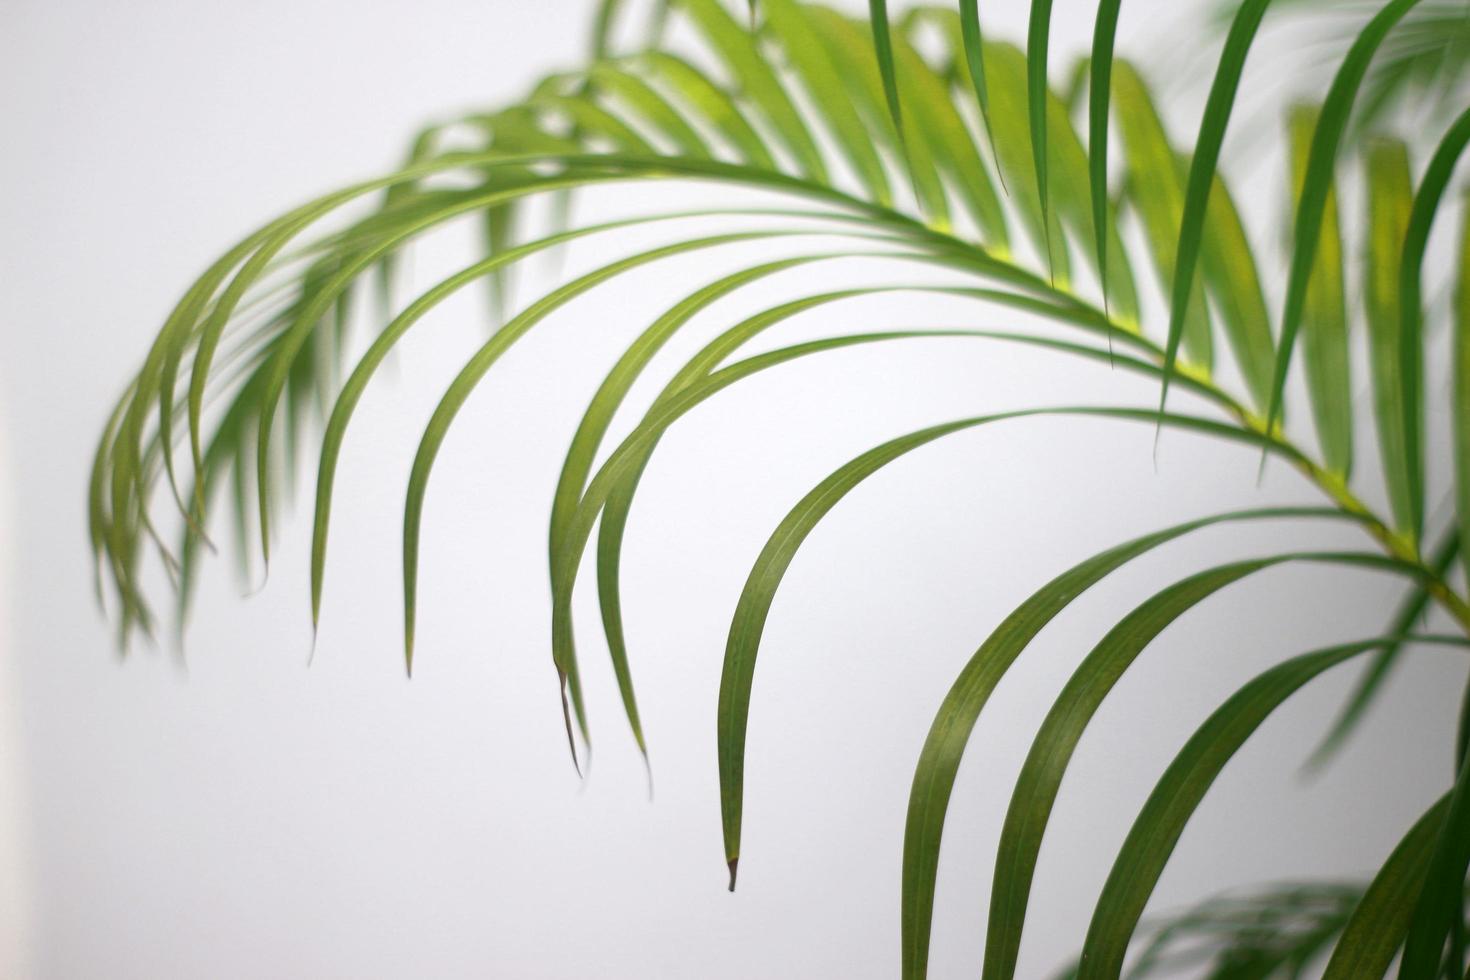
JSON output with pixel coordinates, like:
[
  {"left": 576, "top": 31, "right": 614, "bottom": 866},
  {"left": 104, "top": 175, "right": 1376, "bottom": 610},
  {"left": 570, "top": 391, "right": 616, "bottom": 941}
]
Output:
[
  {"left": 728, "top": 857, "right": 739, "bottom": 892},
  {"left": 558, "top": 669, "right": 583, "bottom": 778},
  {"left": 1160, "top": 0, "right": 1270, "bottom": 421}
]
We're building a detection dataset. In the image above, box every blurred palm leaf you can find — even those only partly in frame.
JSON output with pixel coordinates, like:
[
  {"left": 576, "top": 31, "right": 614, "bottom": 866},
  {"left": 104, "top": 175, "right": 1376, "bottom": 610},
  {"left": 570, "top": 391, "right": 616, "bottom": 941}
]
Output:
[
  {"left": 88, "top": 0, "right": 1470, "bottom": 974},
  {"left": 1051, "top": 881, "right": 1365, "bottom": 979},
  {"left": 1212, "top": 0, "right": 1470, "bottom": 135},
  {"left": 1055, "top": 873, "right": 1470, "bottom": 979}
]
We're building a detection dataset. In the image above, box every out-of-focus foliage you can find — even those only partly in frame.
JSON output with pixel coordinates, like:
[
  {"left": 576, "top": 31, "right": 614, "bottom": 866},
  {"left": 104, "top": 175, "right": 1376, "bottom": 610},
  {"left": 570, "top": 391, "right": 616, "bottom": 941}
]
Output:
[
  {"left": 1213, "top": 0, "right": 1470, "bottom": 133},
  {"left": 1052, "top": 882, "right": 1363, "bottom": 979}
]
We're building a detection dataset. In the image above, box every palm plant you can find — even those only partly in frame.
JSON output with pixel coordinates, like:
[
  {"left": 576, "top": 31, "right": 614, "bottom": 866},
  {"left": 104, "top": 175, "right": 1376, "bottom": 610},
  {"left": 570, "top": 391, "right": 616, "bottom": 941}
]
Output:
[{"left": 87, "top": 0, "right": 1470, "bottom": 974}]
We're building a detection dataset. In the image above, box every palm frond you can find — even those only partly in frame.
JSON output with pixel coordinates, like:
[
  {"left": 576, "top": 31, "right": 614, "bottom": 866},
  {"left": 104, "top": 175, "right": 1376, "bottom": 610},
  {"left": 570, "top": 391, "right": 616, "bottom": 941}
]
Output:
[
  {"left": 87, "top": 0, "right": 1470, "bottom": 974},
  {"left": 902, "top": 506, "right": 1358, "bottom": 977}
]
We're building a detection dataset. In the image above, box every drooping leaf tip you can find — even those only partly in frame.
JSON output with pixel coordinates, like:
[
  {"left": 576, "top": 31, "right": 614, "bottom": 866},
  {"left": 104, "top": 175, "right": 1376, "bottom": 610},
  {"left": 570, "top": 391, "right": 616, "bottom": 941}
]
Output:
[{"left": 557, "top": 668, "right": 583, "bottom": 778}]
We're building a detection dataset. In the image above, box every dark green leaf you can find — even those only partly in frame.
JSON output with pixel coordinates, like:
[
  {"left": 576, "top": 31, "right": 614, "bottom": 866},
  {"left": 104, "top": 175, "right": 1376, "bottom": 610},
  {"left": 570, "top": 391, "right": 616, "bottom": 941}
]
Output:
[
  {"left": 1400, "top": 723, "right": 1470, "bottom": 975},
  {"left": 1080, "top": 635, "right": 1466, "bottom": 978},
  {"left": 1027, "top": 0, "right": 1055, "bottom": 276},
  {"left": 1088, "top": 0, "right": 1123, "bottom": 315},
  {"left": 1323, "top": 794, "right": 1453, "bottom": 978},
  {"left": 1158, "top": 0, "right": 1271, "bottom": 418},
  {"left": 1459, "top": 189, "right": 1470, "bottom": 593},
  {"left": 992, "top": 556, "right": 1423, "bottom": 980}
]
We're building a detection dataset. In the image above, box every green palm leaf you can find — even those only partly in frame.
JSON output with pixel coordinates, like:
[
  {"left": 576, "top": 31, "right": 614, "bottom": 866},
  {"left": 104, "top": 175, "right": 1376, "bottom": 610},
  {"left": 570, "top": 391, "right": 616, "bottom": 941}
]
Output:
[
  {"left": 1308, "top": 530, "right": 1461, "bottom": 769},
  {"left": 1080, "top": 635, "right": 1467, "bottom": 977},
  {"left": 1027, "top": 0, "right": 1056, "bottom": 278},
  {"left": 1324, "top": 793, "right": 1452, "bottom": 978},
  {"left": 1265, "top": 0, "right": 1423, "bottom": 485},
  {"left": 958, "top": 0, "right": 1005, "bottom": 196},
  {"left": 1112, "top": 60, "right": 1214, "bottom": 368},
  {"left": 638, "top": 51, "right": 776, "bottom": 167},
  {"left": 764, "top": 0, "right": 891, "bottom": 204},
  {"left": 1287, "top": 103, "right": 1352, "bottom": 477},
  {"left": 1157, "top": 0, "right": 1271, "bottom": 419},
  {"left": 1459, "top": 192, "right": 1470, "bottom": 593},
  {"left": 1401, "top": 732, "right": 1470, "bottom": 975},
  {"left": 679, "top": 0, "right": 827, "bottom": 179},
  {"left": 1087, "top": 0, "right": 1123, "bottom": 314},
  {"left": 801, "top": 7, "right": 952, "bottom": 228},
  {"left": 1364, "top": 136, "right": 1418, "bottom": 539},
  {"left": 865, "top": 0, "right": 908, "bottom": 184}
]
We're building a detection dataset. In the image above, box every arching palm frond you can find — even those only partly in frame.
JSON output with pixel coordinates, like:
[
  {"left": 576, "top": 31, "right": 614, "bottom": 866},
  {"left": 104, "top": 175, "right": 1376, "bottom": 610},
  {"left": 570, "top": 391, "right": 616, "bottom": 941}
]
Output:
[{"left": 89, "top": 0, "right": 1470, "bottom": 974}]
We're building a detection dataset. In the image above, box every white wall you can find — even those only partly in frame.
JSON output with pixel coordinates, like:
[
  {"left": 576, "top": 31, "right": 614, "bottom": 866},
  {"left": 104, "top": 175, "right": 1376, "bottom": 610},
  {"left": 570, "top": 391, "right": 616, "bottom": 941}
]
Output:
[
  {"left": 1, "top": 1, "right": 1463, "bottom": 977},
  {"left": 0, "top": 364, "right": 33, "bottom": 976}
]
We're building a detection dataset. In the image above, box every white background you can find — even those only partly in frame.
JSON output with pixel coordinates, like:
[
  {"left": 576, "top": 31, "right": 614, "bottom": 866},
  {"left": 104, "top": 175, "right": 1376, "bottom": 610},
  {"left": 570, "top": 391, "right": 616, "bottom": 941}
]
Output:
[{"left": 1, "top": 1, "right": 1465, "bottom": 977}]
